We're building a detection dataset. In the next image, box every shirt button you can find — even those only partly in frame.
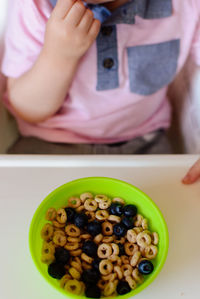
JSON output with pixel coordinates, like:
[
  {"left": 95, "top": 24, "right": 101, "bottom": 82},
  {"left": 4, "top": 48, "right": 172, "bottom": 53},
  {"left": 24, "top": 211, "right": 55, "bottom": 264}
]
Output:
[
  {"left": 101, "top": 26, "right": 113, "bottom": 36},
  {"left": 103, "top": 58, "right": 114, "bottom": 69}
]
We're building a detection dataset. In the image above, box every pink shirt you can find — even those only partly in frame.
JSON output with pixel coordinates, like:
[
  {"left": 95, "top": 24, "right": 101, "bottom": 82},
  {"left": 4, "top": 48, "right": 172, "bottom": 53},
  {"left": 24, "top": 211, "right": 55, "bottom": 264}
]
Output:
[{"left": 1, "top": 0, "right": 200, "bottom": 144}]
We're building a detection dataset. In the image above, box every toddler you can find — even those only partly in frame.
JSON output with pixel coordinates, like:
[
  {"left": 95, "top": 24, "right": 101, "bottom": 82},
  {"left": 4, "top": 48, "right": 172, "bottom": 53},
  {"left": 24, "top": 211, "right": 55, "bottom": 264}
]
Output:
[{"left": 1, "top": 0, "right": 200, "bottom": 157}]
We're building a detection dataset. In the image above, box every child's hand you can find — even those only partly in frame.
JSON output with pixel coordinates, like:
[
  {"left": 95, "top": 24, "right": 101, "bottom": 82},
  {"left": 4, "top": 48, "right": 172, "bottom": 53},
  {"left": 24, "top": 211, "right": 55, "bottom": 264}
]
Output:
[
  {"left": 44, "top": 0, "right": 101, "bottom": 62},
  {"left": 182, "top": 158, "right": 200, "bottom": 184}
]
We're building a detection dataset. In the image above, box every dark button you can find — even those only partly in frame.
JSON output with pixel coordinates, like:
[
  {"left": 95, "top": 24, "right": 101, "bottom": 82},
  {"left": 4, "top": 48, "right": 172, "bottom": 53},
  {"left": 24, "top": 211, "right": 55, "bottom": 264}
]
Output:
[
  {"left": 122, "top": 9, "right": 127, "bottom": 16},
  {"left": 101, "top": 26, "right": 113, "bottom": 36},
  {"left": 103, "top": 58, "right": 114, "bottom": 69}
]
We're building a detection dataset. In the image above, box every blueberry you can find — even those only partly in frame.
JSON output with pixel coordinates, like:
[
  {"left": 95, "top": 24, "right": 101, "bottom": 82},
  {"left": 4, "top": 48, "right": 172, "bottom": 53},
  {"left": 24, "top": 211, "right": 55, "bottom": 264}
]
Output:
[
  {"left": 83, "top": 240, "right": 97, "bottom": 257},
  {"left": 82, "top": 269, "right": 100, "bottom": 284},
  {"left": 113, "top": 223, "right": 127, "bottom": 237},
  {"left": 48, "top": 262, "right": 66, "bottom": 279},
  {"left": 123, "top": 204, "right": 137, "bottom": 217},
  {"left": 110, "top": 203, "right": 124, "bottom": 216},
  {"left": 65, "top": 207, "right": 76, "bottom": 222},
  {"left": 87, "top": 221, "right": 102, "bottom": 236},
  {"left": 117, "top": 281, "right": 131, "bottom": 295},
  {"left": 74, "top": 213, "right": 88, "bottom": 228},
  {"left": 55, "top": 247, "right": 70, "bottom": 264},
  {"left": 121, "top": 217, "right": 134, "bottom": 229},
  {"left": 138, "top": 260, "right": 154, "bottom": 275},
  {"left": 92, "top": 258, "right": 101, "bottom": 272},
  {"left": 85, "top": 285, "right": 101, "bottom": 298},
  {"left": 118, "top": 243, "right": 125, "bottom": 256}
]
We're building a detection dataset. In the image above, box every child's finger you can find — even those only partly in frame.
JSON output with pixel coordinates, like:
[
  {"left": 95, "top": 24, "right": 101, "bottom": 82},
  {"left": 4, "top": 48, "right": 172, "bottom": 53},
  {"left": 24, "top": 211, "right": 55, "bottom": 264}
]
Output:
[
  {"left": 77, "top": 9, "right": 94, "bottom": 32},
  {"left": 52, "top": 0, "right": 77, "bottom": 19},
  {"left": 182, "top": 159, "right": 200, "bottom": 184},
  {"left": 64, "top": 0, "right": 86, "bottom": 27},
  {"left": 88, "top": 19, "right": 101, "bottom": 39}
]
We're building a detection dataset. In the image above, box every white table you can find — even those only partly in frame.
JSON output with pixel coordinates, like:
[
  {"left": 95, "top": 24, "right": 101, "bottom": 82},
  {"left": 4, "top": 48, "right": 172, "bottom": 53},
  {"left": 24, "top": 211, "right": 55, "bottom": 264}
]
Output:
[{"left": 0, "top": 155, "right": 199, "bottom": 299}]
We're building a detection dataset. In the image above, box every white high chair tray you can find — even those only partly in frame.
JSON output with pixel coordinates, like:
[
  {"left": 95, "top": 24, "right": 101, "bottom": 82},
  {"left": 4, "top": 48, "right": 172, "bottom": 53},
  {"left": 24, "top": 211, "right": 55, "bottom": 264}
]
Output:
[{"left": 0, "top": 155, "right": 199, "bottom": 299}]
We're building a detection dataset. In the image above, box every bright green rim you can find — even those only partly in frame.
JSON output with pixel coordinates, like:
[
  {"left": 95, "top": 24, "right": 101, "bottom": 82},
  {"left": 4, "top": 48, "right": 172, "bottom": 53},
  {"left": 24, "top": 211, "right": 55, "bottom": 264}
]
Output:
[{"left": 29, "top": 177, "right": 169, "bottom": 299}]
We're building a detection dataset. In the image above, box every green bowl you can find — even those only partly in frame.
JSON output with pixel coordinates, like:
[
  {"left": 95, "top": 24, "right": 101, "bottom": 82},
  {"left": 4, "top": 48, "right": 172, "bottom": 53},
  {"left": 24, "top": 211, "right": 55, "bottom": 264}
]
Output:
[{"left": 29, "top": 177, "right": 168, "bottom": 299}]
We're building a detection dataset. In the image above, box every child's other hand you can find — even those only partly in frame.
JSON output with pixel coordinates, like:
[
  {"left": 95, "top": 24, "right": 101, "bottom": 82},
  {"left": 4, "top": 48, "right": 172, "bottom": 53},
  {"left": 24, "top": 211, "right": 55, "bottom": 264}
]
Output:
[
  {"left": 182, "top": 158, "right": 200, "bottom": 184},
  {"left": 44, "top": 0, "right": 101, "bottom": 62}
]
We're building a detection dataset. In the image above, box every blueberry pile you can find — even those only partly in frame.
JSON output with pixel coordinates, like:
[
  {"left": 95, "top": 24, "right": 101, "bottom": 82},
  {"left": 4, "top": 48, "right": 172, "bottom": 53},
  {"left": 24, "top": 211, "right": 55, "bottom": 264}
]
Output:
[{"left": 41, "top": 193, "right": 158, "bottom": 298}]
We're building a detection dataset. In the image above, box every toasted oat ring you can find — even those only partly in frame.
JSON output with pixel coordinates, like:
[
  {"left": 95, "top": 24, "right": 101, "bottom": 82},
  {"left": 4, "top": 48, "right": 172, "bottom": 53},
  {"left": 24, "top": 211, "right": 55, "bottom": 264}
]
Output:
[
  {"left": 81, "top": 253, "right": 93, "bottom": 264},
  {"left": 99, "top": 259, "right": 113, "bottom": 275},
  {"left": 94, "top": 233, "right": 103, "bottom": 244},
  {"left": 108, "top": 215, "right": 121, "bottom": 223},
  {"left": 68, "top": 197, "right": 81, "bottom": 208},
  {"left": 52, "top": 220, "right": 65, "bottom": 228},
  {"left": 65, "top": 224, "right": 80, "bottom": 237},
  {"left": 41, "top": 223, "right": 54, "bottom": 241},
  {"left": 130, "top": 251, "right": 141, "bottom": 267},
  {"left": 108, "top": 255, "right": 118, "bottom": 262},
  {"left": 76, "top": 205, "right": 85, "bottom": 213},
  {"left": 152, "top": 232, "right": 159, "bottom": 245},
  {"left": 114, "top": 256, "right": 122, "bottom": 266},
  {"left": 134, "top": 214, "right": 144, "bottom": 227},
  {"left": 80, "top": 233, "right": 92, "bottom": 240},
  {"left": 121, "top": 255, "right": 129, "bottom": 264},
  {"left": 94, "top": 194, "right": 108, "bottom": 203},
  {"left": 136, "top": 232, "right": 152, "bottom": 248},
  {"left": 67, "top": 237, "right": 81, "bottom": 243},
  {"left": 102, "top": 273, "right": 117, "bottom": 281},
  {"left": 103, "top": 281, "right": 116, "bottom": 297},
  {"left": 80, "top": 192, "right": 93, "bottom": 203},
  {"left": 69, "top": 267, "right": 81, "bottom": 280},
  {"left": 53, "top": 233, "right": 67, "bottom": 246},
  {"left": 115, "top": 237, "right": 125, "bottom": 244},
  {"left": 102, "top": 236, "right": 114, "bottom": 243},
  {"left": 71, "top": 261, "right": 82, "bottom": 273},
  {"left": 127, "top": 229, "right": 137, "bottom": 243},
  {"left": 114, "top": 266, "right": 123, "bottom": 279},
  {"left": 102, "top": 222, "right": 113, "bottom": 236},
  {"left": 56, "top": 208, "right": 67, "bottom": 224},
  {"left": 41, "top": 252, "right": 55, "bottom": 264},
  {"left": 46, "top": 208, "right": 57, "bottom": 221},
  {"left": 54, "top": 229, "right": 65, "bottom": 236},
  {"left": 65, "top": 242, "right": 79, "bottom": 251},
  {"left": 98, "top": 279, "right": 107, "bottom": 290},
  {"left": 142, "top": 218, "right": 148, "bottom": 230},
  {"left": 98, "top": 243, "right": 112, "bottom": 259},
  {"left": 144, "top": 245, "right": 158, "bottom": 259},
  {"left": 112, "top": 197, "right": 125, "bottom": 205},
  {"left": 122, "top": 264, "right": 133, "bottom": 277},
  {"left": 60, "top": 274, "right": 71, "bottom": 288},
  {"left": 70, "top": 249, "right": 82, "bottom": 257},
  {"left": 99, "top": 198, "right": 111, "bottom": 209},
  {"left": 82, "top": 261, "right": 92, "bottom": 270},
  {"left": 84, "top": 199, "right": 98, "bottom": 211},
  {"left": 111, "top": 243, "right": 119, "bottom": 255},
  {"left": 132, "top": 268, "right": 144, "bottom": 284},
  {"left": 42, "top": 241, "right": 55, "bottom": 256},
  {"left": 85, "top": 211, "right": 95, "bottom": 222},
  {"left": 70, "top": 256, "right": 81, "bottom": 265},
  {"left": 95, "top": 210, "right": 109, "bottom": 221},
  {"left": 124, "top": 242, "right": 139, "bottom": 256},
  {"left": 125, "top": 276, "right": 137, "bottom": 290},
  {"left": 64, "top": 279, "right": 82, "bottom": 295},
  {"left": 133, "top": 227, "right": 143, "bottom": 234}
]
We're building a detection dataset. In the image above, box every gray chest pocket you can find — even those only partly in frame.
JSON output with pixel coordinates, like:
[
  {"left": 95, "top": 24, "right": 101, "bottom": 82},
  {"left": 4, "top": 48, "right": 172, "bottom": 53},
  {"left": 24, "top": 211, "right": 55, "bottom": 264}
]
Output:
[{"left": 127, "top": 39, "right": 180, "bottom": 95}]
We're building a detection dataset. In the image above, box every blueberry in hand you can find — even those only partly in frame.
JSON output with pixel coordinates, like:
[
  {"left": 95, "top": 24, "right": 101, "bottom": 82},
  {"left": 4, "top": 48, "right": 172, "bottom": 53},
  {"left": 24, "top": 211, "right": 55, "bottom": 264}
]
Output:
[
  {"left": 48, "top": 262, "right": 66, "bottom": 279},
  {"left": 55, "top": 247, "right": 70, "bottom": 264},
  {"left": 110, "top": 203, "right": 124, "bottom": 216},
  {"left": 82, "top": 269, "right": 100, "bottom": 284},
  {"left": 117, "top": 281, "right": 131, "bottom": 295},
  {"left": 87, "top": 221, "right": 102, "bottom": 236},
  {"left": 138, "top": 260, "right": 154, "bottom": 275},
  {"left": 113, "top": 223, "right": 127, "bottom": 237},
  {"left": 123, "top": 204, "right": 137, "bottom": 217},
  {"left": 74, "top": 213, "right": 88, "bottom": 228},
  {"left": 64, "top": 207, "right": 76, "bottom": 222},
  {"left": 83, "top": 240, "right": 97, "bottom": 257},
  {"left": 121, "top": 217, "right": 134, "bottom": 229},
  {"left": 85, "top": 285, "right": 101, "bottom": 298}
]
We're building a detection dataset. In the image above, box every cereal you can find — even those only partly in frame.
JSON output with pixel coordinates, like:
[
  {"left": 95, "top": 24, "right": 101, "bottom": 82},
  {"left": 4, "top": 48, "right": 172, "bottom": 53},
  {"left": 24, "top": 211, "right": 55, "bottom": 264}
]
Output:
[{"left": 41, "top": 192, "right": 159, "bottom": 298}]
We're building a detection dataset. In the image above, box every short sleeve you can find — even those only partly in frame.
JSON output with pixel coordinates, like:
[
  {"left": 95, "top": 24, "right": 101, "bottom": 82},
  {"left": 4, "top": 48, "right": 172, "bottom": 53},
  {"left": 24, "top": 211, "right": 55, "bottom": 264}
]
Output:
[{"left": 1, "top": 0, "right": 50, "bottom": 78}]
